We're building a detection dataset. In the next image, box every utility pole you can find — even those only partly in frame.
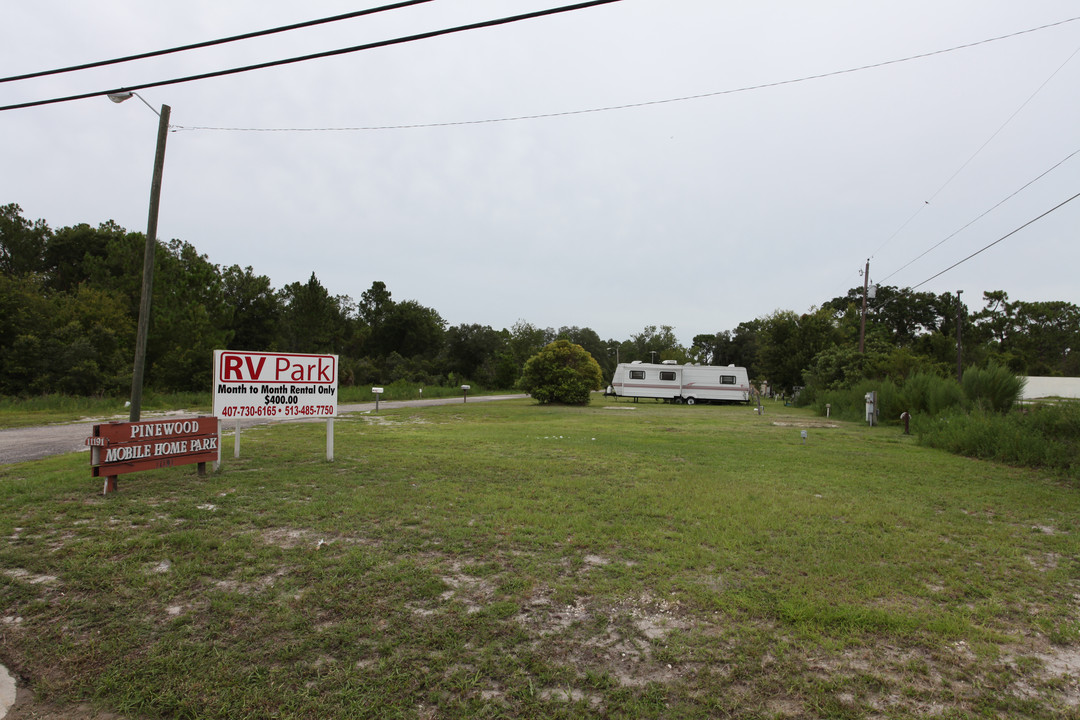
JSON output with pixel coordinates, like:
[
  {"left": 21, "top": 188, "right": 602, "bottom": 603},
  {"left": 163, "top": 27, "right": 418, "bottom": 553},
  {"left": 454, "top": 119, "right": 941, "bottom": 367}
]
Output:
[
  {"left": 129, "top": 103, "right": 171, "bottom": 422},
  {"left": 858, "top": 258, "right": 870, "bottom": 353},
  {"left": 956, "top": 289, "right": 964, "bottom": 383}
]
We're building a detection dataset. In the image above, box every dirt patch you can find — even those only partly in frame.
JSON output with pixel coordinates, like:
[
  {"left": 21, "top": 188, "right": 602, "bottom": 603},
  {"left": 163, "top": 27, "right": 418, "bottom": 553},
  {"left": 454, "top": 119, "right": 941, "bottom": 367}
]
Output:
[
  {"left": 437, "top": 562, "right": 497, "bottom": 614},
  {"left": 1, "top": 570, "right": 59, "bottom": 586},
  {"left": 352, "top": 414, "right": 431, "bottom": 426},
  {"left": 5, "top": 694, "right": 128, "bottom": 720}
]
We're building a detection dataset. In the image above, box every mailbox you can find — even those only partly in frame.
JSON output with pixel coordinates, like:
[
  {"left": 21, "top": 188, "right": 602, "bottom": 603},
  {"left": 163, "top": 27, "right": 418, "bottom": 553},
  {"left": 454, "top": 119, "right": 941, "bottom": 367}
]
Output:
[{"left": 461, "top": 384, "right": 471, "bottom": 403}]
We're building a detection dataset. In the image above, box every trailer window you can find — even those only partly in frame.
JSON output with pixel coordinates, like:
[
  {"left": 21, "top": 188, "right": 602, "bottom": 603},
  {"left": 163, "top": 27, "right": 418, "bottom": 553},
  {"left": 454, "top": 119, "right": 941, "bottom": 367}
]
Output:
[
  {"left": 720, "top": 375, "right": 736, "bottom": 385},
  {"left": 659, "top": 371, "right": 677, "bottom": 381},
  {"left": 629, "top": 370, "right": 646, "bottom": 380}
]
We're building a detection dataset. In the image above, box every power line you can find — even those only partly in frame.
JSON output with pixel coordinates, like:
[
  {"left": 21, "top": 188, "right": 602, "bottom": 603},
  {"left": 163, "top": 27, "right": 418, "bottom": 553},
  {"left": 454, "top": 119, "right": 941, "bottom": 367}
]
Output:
[
  {"left": 0, "top": 0, "right": 436, "bottom": 85},
  {"left": 864, "top": 189, "right": 1080, "bottom": 315},
  {"left": 907, "top": 190, "right": 1080, "bottom": 292},
  {"left": 868, "top": 38, "right": 1080, "bottom": 260},
  {"left": 163, "top": 14, "right": 1080, "bottom": 132},
  {"left": 880, "top": 146, "right": 1080, "bottom": 284},
  {"left": 0, "top": 0, "right": 625, "bottom": 113}
]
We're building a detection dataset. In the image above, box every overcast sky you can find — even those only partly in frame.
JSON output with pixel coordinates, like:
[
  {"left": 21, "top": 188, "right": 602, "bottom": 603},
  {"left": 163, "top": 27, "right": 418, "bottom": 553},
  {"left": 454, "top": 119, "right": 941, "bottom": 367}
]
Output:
[{"left": 3, "top": 1, "right": 1079, "bottom": 346}]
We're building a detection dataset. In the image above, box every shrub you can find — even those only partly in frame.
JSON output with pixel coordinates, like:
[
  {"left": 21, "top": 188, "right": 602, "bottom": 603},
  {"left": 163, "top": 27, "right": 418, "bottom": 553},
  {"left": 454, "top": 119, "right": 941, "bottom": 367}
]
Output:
[
  {"left": 961, "top": 363, "right": 1025, "bottom": 413},
  {"left": 918, "top": 403, "right": 1080, "bottom": 477},
  {"left": 898, "top": 371, "right": 964, "bottom": 416},
  {"left": 517, "top": 340, "right": 603, "bottom": 405}
]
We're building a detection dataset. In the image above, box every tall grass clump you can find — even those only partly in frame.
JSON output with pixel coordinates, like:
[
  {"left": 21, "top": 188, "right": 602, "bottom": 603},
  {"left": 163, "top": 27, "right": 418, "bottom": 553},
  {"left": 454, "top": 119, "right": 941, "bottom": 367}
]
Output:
[
  {"left": 961, "top": 362, "right": 1025, "bottom": 412},
  {"left": 808, "top": 378, "right": 926, "bottom": 425},
  {"left": 897, "top": 371, "right": 964, "bottom": 416},
  {"left": 918, "top": 402, "right": 1080, "bottom": 478},
  {"left": 808, "top": 365, "right": 1024, "bottom": 426}
]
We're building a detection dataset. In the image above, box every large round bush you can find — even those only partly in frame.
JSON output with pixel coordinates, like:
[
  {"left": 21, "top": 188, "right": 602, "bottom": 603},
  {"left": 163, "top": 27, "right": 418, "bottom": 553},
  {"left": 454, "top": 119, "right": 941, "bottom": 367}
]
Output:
[{"left": 517, "top": 339, "right": 603, "bottom": 405}]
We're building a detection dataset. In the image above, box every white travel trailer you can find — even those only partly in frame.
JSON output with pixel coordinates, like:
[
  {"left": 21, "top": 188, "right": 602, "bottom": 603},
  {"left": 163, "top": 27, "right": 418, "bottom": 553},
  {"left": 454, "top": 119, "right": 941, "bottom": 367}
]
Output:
[{"left": 608, "top": 361, "right": 750, "bottom": 405}]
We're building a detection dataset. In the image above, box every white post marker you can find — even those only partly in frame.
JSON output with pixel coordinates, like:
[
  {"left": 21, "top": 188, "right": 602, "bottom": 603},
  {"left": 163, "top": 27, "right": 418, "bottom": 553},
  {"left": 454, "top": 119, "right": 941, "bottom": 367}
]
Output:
[
  {"left": 214, "top": 422, "right": 222, "bottom": 472},
  {"left": 327, "top": 419, "right": 334, "bottom": 462}
]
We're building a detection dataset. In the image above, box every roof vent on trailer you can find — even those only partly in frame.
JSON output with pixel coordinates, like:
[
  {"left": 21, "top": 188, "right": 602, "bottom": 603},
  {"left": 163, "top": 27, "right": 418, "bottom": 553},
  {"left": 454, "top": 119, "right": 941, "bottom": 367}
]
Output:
[{"left": 662, "top": 360, "right": 678, "bottom": 365}]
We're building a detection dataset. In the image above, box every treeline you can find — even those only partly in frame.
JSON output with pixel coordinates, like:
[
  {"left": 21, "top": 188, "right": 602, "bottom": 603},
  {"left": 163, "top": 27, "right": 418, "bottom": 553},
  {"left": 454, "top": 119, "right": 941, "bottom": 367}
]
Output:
[
  {"left": 2, "top": 203, "right": 1078, "bottom": 398},
  {"left": 0, "top": 204, "right": 667, "bottom": 396},
  {"left": 694, "top": 284, "right": 1079, "bottom": 398}
]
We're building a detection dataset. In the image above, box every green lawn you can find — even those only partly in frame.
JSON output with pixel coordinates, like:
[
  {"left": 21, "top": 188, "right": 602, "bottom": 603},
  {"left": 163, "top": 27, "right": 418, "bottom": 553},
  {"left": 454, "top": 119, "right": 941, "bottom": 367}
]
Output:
[{"left": 2, "top": 397, "right": 1078, "bottom": 718}]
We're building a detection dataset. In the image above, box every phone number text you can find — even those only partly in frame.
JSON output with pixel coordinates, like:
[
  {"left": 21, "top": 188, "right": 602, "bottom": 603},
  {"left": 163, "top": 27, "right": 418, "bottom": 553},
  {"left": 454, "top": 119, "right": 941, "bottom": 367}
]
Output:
[{"left": 218, "top": 404, "right": 335, "bottom": 418}]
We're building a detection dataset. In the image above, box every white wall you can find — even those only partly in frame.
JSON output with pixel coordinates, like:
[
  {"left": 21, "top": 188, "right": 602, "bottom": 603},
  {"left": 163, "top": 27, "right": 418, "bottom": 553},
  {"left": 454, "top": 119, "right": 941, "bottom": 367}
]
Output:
[{"left": 1022, "top": 377, "right": 1080, "bottom": 400}]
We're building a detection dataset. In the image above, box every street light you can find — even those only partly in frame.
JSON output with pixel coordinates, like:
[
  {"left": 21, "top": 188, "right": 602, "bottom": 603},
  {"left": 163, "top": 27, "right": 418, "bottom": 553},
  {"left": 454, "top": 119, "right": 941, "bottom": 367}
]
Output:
[{"left": 110, "top": 91, "right": 171, "bottom": 422}]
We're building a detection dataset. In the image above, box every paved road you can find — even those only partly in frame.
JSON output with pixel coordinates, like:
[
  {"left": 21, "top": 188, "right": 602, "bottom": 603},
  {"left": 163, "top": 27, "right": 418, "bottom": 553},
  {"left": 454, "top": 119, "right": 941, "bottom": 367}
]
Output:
[{"left": 0, "top": 395, "right": 527, "bottom": 465}]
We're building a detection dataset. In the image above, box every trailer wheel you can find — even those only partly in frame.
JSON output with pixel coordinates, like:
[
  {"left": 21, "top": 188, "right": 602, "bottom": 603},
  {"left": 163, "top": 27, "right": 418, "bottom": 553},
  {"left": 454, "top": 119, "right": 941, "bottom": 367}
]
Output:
[
  {"left": 674, "top": 397, "right": 683, "bottom": 404},
  {"left": 685, "top": 397, "right": 696, "bottom": 406}
]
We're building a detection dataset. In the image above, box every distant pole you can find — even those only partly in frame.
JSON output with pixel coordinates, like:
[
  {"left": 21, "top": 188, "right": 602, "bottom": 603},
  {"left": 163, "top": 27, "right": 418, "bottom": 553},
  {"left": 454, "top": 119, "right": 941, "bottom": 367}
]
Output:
[
  {"left": 858, "top": 258, "right": 869, "bottom": 353},
  {"left": 129, "top": 103, "right": 171, "bottom": 422},
  {"left": 956, "top": 290, "right": 964, "bottom": 383}
]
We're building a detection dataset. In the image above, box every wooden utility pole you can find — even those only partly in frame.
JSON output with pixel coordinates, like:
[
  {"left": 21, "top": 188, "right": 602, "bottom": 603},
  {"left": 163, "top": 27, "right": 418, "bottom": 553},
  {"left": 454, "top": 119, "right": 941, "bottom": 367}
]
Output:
[
  {"left": 130, "top": 103, "right": 171, "bottom": 422},
  {"left": 858, "top": 259, "right": 870, "bottom": 353},
  {"left": 956, "top": 289, "right": 964, "bottom": 383}
]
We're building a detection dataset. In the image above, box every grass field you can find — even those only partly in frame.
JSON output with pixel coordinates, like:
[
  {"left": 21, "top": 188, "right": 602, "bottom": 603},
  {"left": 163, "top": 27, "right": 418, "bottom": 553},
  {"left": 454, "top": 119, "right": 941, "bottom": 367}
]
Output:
[{"left": 2, "top": 397, "right": 1079, "bottom": 718}]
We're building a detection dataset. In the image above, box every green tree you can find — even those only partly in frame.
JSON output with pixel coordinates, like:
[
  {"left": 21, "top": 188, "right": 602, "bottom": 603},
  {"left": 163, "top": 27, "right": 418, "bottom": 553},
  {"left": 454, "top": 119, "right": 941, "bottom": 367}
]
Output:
[
  {"left": 222, "top": 265, "right": 281, "bottom": 351},
  {"left": 358, "top": 281, "right": 393, "bottom": 330},
  {"left": 517, "top": 339, "right": 603, "bottom": 405},
  {"left": 376, "top": 299, "right": 445, "bottom": 360},
  {"left": 278, "top": 272, "right": 351, "bottom": 354},
  {"left": 147, "top": 239, "right": 232, "bottom": 391},
  {"left": 826, "top": 285, "right": 951, "bottom": 347},
  {"left": 506, "top": 320, "right": 550, "bottom": 367},
  {"left": 628, "top": 325, "right": 685, "bottom": 363},
  {"left": 971, "top": 291, "right": 1079, "bottom": 375},
  {"left": 803, "top": 338, "right": 942, "bottom": 392},
  {"left": 690, "top": 331, "right": 738, "bottom": 366},
  {"left": 0, "top": 274, "right": 133, "bottom": 396},
  {"left": 758, "top": 308, "right": 840, "bottom": 394},
  {"left": 0, "top": 203, "right": 49, "bottom": 277},
  {"left": 556, "top": 326, "right": 609, "bottom": 376},
  {"left": 446, "top": 324, "right": 507, "bottom": 384}
]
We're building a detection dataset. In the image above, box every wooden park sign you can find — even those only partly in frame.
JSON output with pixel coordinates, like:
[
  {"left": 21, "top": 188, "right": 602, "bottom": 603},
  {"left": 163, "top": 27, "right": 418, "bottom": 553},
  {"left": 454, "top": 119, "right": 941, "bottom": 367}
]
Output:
[{"left": 87, "top": 416, "right": 219, "bottom": 494}]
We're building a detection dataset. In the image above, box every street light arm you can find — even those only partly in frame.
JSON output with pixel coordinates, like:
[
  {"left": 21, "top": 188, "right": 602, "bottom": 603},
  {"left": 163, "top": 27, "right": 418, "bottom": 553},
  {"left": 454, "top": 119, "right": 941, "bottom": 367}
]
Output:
[{"left": 108, "top": 90, "right": 161, "bottom": 117}]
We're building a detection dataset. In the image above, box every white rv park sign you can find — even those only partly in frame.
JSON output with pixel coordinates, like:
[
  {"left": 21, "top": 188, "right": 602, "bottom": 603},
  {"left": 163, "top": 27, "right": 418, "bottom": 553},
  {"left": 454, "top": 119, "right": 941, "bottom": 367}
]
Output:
[{"left": 213, "top": 351, "right": 338, "bottom": 419}]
